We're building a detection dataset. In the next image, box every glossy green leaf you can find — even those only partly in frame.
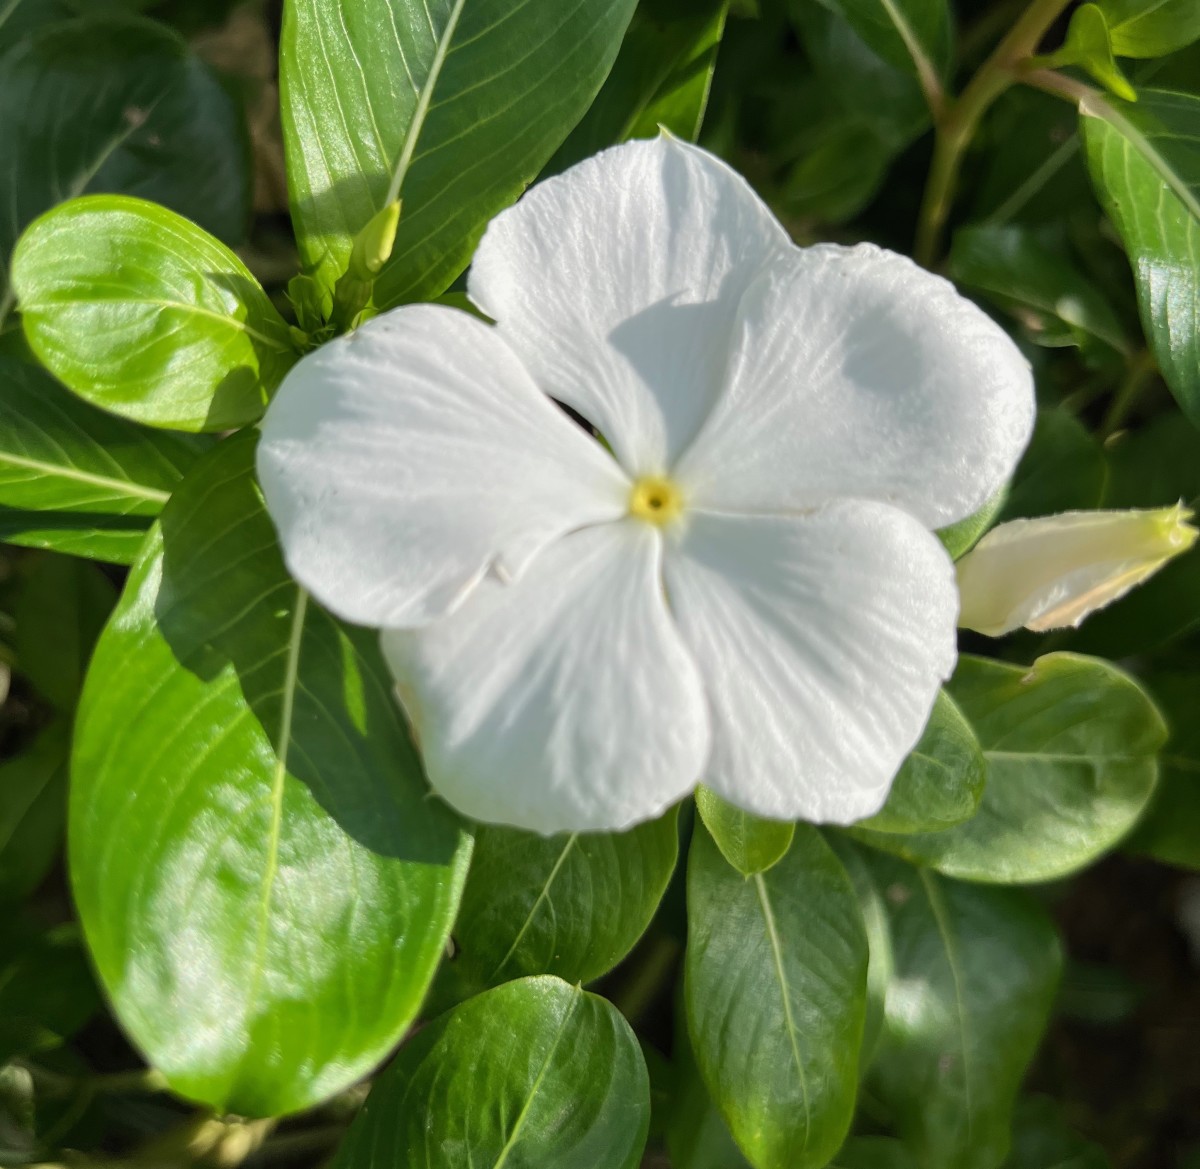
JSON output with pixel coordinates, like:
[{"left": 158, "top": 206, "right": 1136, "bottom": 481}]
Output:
[
  {"left": 858, "top": 654, "right": 1166, "bottom": 883},
  {"left": 1054, "top": 5, "right": 1135, "bottom": 102},
  {"left": 13, "top": 197, "right": 295, "bottom": 432},
  {"left": 1082, "top": 89, "right": 1200, "bottom": 428},
  {"left": 950, "top": 224, "right": 1130, "bottom": 354},
  {"left": 0, "top": 723, "right": 68, "bottom": 904},
  {"left": 1125, "top": 671, "right": 1200, "bottom": 868},
  {"left": 0, "top": 920, "right": 99, "bottom": 1063},
  {"left": 445, "top": 810, "right": 679, "bottom": 993},
  {"left": 825, "top": 835, "right": 894, "bottom": 1063},
  {"left": 549, "top": 0, "right": 728, "bottom": 172},
  {"left": 695, "top": 788, "right": 794, "bottom": 876},
  {"left": 280, "top": 0, "right": 638, "bottom": 307},
  {"left": 1001, "top": 408, "right": 1108, "bottom": 520},
  {"left": 330, "top": 977, "right": 649, "bottom": 1169},
  {"left": 1096, "top": 0, "right": 1200, "bottom": 58},
  {"left": 69, "top": 432, "right": 471, "bottom": 1117},
  {"left": 667, "top": 1014, "right": 752, "bottom": 1169},
  {"left": 0, "top": 355, "right": 203, "bottom": 536},
  {"left": 864, "top": 852, "right": 1062, "bottom": 1169},
  {"left": 686, "top": 824, "right": 867, "bottom": 1169},
  {"left": 853, "top": 690, "right": 986, "bottom": 835},
  {"left": 0, "top": 14, "right": 250, "bottom": 326},
  {"left": 13, "top": 554, "right": 116, "bottom": 709},
  {"left": 0, "top": 509, "right": 150, "bottom": 565},
  {"left": 813, "top": 0, "right": 950, "bottom": 92},
  {"left": 1003, "top": 1096, "right": 1110, "bottom": 1169}
]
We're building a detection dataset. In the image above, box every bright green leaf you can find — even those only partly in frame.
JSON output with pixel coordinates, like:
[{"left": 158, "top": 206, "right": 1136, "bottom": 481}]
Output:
[
  {"left": 445, "top": 810, "right": 679, "bottom": 993},
  {"left": 13, "top": 197, "right": 295, "bottom": 432},
  {"left": 0, "top": 14, "right": 250, "bottom": 326},
  {"left": 329, "top": 977, "right": 650, "bottom": 1169},
  {"left": 69, "top": 432, "right": 471, "bottom": 1117},
  {"left": 686, "top": 824, "right": 867, "bottom": 1169},
  {"left": 1097, "top": 0, "right": 1200, "bottom": 58},
  {"left": 864, "top": 852, "right": 1062, "bottom": 1169},
  {"left": 0, "top": 723, "right": 68, "bottom": 905},
  {"left": 857, "top": 654, "right": 1166, "bottom": 883},
  {"left": 0, "top": 355, "right": 203, "bottom": 534},
  {"left": 695, "top": 787, "right": 794, "bottom": 876},
  {"left": 950, "top": 224, "right": 1131, "bottom": 354},
  {"left": 853, "top": 690, "right": 986, "bottom": 835},
  {"left": 1053, "top": 5, "right": 1136, "bottom": 102},
  {"left": 280, "top": 0, "right": 638, "bottom": 307},
  {"left": 14, "top": 554, "right": 116, "bottom": 709},
  {"left": 0, "top": 509, "right": 150, "bottom": 565},
  {"left": 1082, "top": 89, "right": 1200, "bottom": 428}
]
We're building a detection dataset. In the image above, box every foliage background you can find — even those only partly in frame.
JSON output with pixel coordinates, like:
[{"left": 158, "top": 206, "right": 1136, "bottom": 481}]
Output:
[{"left": 2, "top": 0, "right": 1200, "bottom": 1166}]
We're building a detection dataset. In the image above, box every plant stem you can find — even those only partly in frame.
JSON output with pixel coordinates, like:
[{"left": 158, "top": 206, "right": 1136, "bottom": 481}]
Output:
[
  {"left": 1102, "top": 349, "right": 1158, "bottom": 437},
  {"left": 914, "top": 0, "right": 1075, "bottom": 267}
]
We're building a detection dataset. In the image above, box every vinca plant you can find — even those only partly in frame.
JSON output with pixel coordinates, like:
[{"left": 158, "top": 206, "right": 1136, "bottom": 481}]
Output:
[{"left": 1, "top": 0, "right": 1199, "bottom": 1166}]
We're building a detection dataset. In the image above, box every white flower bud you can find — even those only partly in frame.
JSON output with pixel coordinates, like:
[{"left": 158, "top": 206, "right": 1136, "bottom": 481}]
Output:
[{"left": 956, "top": 504, "right": 1198, "bottom": 637}]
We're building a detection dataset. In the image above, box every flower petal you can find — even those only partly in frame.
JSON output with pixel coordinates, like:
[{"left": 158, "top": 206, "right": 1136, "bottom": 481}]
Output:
[
  {"left": 663, "top": 502, "right": 958, "bottom": 824},
  {"left": 257, "top": 305, "right": 628, "bottom": 628},
  {"left": 383, "top": 521, "right": 710, "bottom": 834},
  {"left": 468, "top": 136, "right": 789, "bottom": 476},
  {"left": 675, "top": 244, "right": 1035, "bottom": 529}
]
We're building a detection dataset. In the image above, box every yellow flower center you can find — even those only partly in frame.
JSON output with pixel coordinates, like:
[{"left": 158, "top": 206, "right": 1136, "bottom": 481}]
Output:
[{"left": 628, "top": 476, "right": 684, "bottom": 526}]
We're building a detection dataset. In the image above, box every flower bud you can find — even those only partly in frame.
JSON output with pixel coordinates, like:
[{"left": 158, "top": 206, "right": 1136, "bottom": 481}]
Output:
[
  {"left": 956, "top": 504, "right": 1197, "bottom": 636},
  {"left": 348, "top": 198, "right": 402, "bottom": 282}
]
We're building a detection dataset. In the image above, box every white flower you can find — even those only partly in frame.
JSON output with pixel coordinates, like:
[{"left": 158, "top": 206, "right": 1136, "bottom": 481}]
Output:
[
  {"left": 957, "top": 504, "right": 1197, "bottom": 636},
  {"left": 257, "top": 137, "right": 1034, "bottom": 835}
]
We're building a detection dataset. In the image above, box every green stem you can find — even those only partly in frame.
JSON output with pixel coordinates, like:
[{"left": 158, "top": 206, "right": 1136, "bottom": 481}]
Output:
[
  {"left": 914, "top": 0, "right": 1075, "bottom": 267},
  {"left": 1102, "top": 350, "right": 1158, "bottom": 437},
  {"left": 610, "top": 935, "right": 680, "bottom": 1028}
]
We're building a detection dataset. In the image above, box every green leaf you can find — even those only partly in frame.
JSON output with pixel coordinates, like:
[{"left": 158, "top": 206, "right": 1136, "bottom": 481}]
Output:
[
  {"left": 824, "top": 835, "right": 894, "bottom": 1063},
  {"left": 0, "top": 14, "right": 250, "bottom": 326},
  {"left": 1096, "top": 0, "right": 1200, "bottom": 58},
  {"left": 864, "top": 852, "right": 1062, "bottom": 1169},
  {"left": 280, "top": 0, "right": 638, "bottom": 307},
  {"left": 0, "top": 723, "right": 68, "bottom": 905},
  {"left": 1001, "top": 409, "right": 1108, "bottom": 520},
  {"left": 549, "top": 0, "right": 729, "bottom": 172},
  {"left": 853, "top": 691, "right": 986, "bottom": 835},
  {"left": 950, "top": 224, "right": 1130, "bottom": 354},
  {"left": 13, "top": 197, "right": 295, "bottom": 432},
  {"left": 686, "top": 824, "right": 867, "bottom": 1169},
  {"left": 445, "top": 810, "right": 679, "bottom": 993},
  {"left": 936, "top": 487, "right": 1008, "bottom": 560},
  {"left": 13, "top": 554, "right": 116, "bottom": 709},
  {"left": 695, "top": 788, "right": 794, "bottom": 876},
  {"left": 0, "top": 355, "right": 203, "bottom": 530},
  {"left": 1125, "top": 671, "right": 1200, "bottom": 868},
  {"left": 856, "top": 654, "right": 1166, "bottom": 883},
  {"left": 1082, "top": 89, "right": 1200, "bottom": 428},
  {"left": 1003, "top": 1096, "right": 1110, "bottom": 1169},
  {"left": 69, "top": 432, "right": 471, "bottom": 1117},
  {"left": 812, "top": 0, "right": 950, "bottom": 93},
  {"left": 329, "top": 977, "right": 650, "bottom": 1169},
  {"left": 0, "top": 509, "right": 150, "bottom": 565},
  {"left": 1053, "top": 5, "right": 1136, "bottom": 102},
  {"left": 0, "top": 920, "right": 99, "bottom": 1063}
]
